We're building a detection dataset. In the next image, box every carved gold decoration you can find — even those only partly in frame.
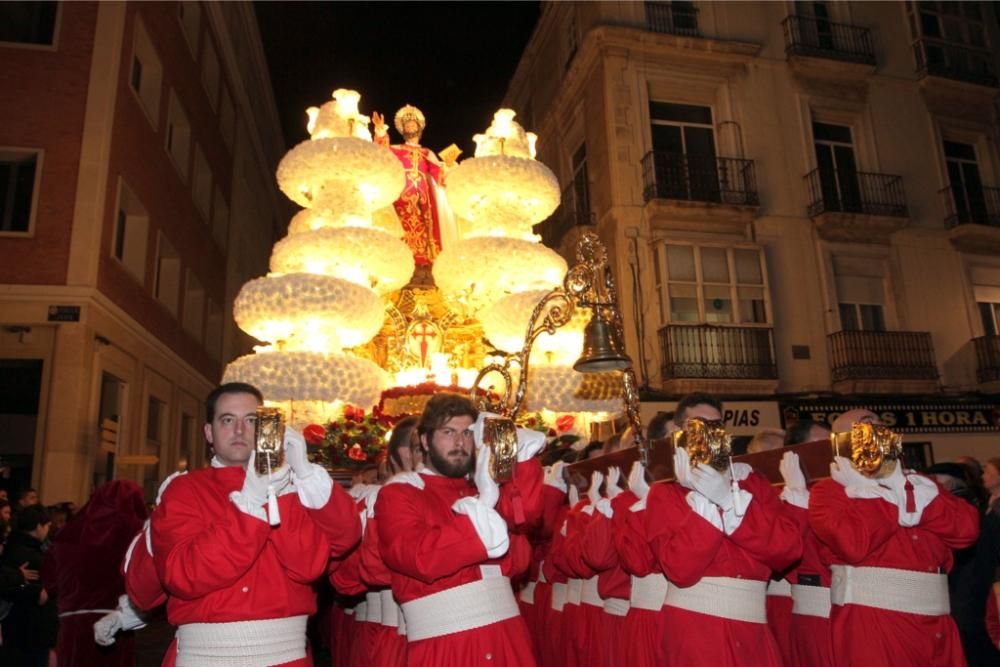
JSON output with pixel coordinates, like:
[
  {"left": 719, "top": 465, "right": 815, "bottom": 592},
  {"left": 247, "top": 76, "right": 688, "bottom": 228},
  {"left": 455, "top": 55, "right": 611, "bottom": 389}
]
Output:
[
  {"left": 830, "top": 421, "right": 903, "bottom": 477},
  {"left": 672, "top": 417, "right": 732, "bottom": 472}
]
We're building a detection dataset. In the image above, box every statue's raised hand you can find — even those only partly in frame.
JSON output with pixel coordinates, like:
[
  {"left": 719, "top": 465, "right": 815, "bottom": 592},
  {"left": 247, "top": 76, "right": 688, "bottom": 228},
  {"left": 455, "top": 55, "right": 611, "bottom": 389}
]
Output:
[{"left": 371, "top": 111, "right": 386, "bottom": 130}]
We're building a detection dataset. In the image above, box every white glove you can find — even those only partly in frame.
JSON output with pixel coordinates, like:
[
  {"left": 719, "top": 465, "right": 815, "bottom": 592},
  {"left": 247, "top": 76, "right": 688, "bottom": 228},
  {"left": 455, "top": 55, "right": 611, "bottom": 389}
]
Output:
[
  {"left": 674, "top": 447, "right": 694, "bottom": 490},
  {"left": 689, "top": 464, "right": 734, "bottom": 510},
  {"left": 587, "top": 471, "right": 604, "bottom": 507},
  {"left": 386, "top": 471, "right": 425, "bottom": 490},
  {"left": 453, "top": 497, "right": 510, "bottom": 558},
  {"left": 474, "top": 443, "right": 501, "bottom": 509},
  {"left": 779, "top": 451, "right": 809, "bottom": 509},
  {"left": 606, "top": 466, "right": 624, "bottom": 500},
  {"left": 568, "top": 484, "right": 580, "bottom": 508},
  {"left": 229, "top": 453, "right": 271, "bottom": 523},
  {"left": 544, "top": 462, "right": 568, "bottom": 494},
  {"left": 516, "top": 427, "right": 546, "bottom": 462},
  {"left": 593, "top": 498, "right": 614, "bottom": 519},
  {"left": 831, "top": 457, "right": 894, "bottom": 503},
  {"left": 285, "top": 426, "right": 333, "bottom": 509},
  {"left": 628, "top": 462, "right": 650, "bottom": 500},
  {"left": 93, "top": 594, "right": 146, "bottom": 646},
  {"left": 685, "top": 490, "right": 723, "bottom": 532}
]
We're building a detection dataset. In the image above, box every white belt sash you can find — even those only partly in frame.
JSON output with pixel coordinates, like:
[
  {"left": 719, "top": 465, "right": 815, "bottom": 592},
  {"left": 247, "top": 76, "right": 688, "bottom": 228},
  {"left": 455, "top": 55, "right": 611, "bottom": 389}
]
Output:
[
  {"left": 175, "top": 615, "right": 307, "bottom": 667},
  {"left": 603, "top": 597, "right": 630, "bottom": 617},
  {"left": 766, "top": 578, "right": 792, "bottom": 597},
  {"left": 567, "top": 578, "right": 583, "bottom": 605},
  {"left": 630, "top": 573, "right": 669, "bottom": 611},
  {"left": 551, "top": 582, "right": 568, "bottom": 612},
  {"left": 400, "top": 576, "right": 521, "bottom": 642},
  {"left": 665, "top": 576, "right": 767, "bottom": 624},
  {"left": 365, "top": 591, "right": 383, "bottom": 624},
  {"left": 519, "top": 581, "right": 537, "bottom": 605},
  {"left": 581, "top": 575, "right": 602, "bottom": 607},
  {"left": 791, "top": 583, "right": 831, "bottom": 618},
  {"left": 380, "top": 589, "right": 400, "bottom": 628},
  {"left": 830, "top": 565, "right": 949, "bottom": 616}
]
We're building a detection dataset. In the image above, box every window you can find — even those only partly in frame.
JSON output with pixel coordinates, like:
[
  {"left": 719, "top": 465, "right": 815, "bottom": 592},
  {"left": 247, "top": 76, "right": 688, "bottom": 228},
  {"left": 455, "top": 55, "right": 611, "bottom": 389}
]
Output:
[
  {"left": 944, "top": 140, "right": 987, "bottom": 225},
  {"left": 907, "top": 1, "right": 994, "bottom": 83},
  {"left": 182, "top": 270, "right": 205, "bottom": 341},
  {"left": 154, "top": 233, "right": 180, "bottom": 315},
  {"left": 649, "top": 101, "right": 718, "bottom": 202},
  {"left": 978, "top": 301, "right": 1000, "bottom": 336},
  {"left": 212, "top": 186, "right": 229, "bottom": 249},
  {"left": 177, "top": 1, "right": 200, "bottom": 55},
  {"left": 146, "top": 396, "right": 165, "bottom": 443},
  {"left": 165, "top": 93, "right": 191, "bottom": 181},
  {"left": 971, "top": 268, "right": 1000, "bottom": 335},
  {"left": 219, "top": 85, "right": 236, "bottom": 150},
  {"left": 838, "top": 303, "right": 886, "bottom": 331},
  {"left": 645, "top": 2, "right": 699, "bottom": 37},
  {"left": 191, "top": 146, "right": 212, "bottom": 222},
  {"left": 813, "top": 121, "right": 861, "bottom": 212},
  {"left": 656, "top": 244, "right": 768, "bottom": 324},
  {"left": 0, "top": 149, "right": 41, "bottom": 233},
  {"left": 0, "top": 1, "right": 57, "bottom": 46},
  {"left": 112, "top": 180, "right": 150, "bottom": 284},
  {"left": 129, "top": 17, "right": 162, "bottom": 127},
  {"left": 833, "top": 255, "right": 887, "bottom": 331}
]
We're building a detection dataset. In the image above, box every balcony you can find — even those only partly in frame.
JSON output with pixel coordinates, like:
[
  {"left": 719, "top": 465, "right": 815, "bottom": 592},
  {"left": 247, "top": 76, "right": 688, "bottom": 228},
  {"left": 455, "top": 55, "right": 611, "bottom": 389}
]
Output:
[
  {"left": 941, "top": 184, "right": 1000, "bottom": 254},
  {"left": 805, "top": 168, "right": 909, "bottom": 243},
  {"left": 782, "top": 15, "right": 875, "bottom": 66},
  {"left": 645, "top": 2, "right": 699, "bottom": 37},
  {"left": 828, "top": 330, "right": 939, "bottom": 394},
  {"left": 914, "top": 38, "right": 998, "bottom": 88},
  {"left": 659, "top": 324, "right": 778, "bottom": 395},
  {"left": 973, "top": 335, "right": 1000, "bottom": 386},
  {"left": 537, "top": 183, "right": 594, "bottom": 250},
  {"left": 642, "top": 151, "right": 759, "bottom": 234}
]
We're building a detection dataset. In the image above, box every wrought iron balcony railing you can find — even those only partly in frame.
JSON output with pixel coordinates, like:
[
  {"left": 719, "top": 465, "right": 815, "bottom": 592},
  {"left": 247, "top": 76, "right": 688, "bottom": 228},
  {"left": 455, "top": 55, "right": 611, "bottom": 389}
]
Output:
[
  {"left": 645, "top": 1, "right": 699, "bottom": 37},
  {"left": 642, "top": 151, "right": 759, "bottom": 206},
  {"left": 805, "top": 168, "right": 908, "bottom": 218},
  {"left": 913, "top": 38, "right": 998, "bottom": 87},
  {"left": 782, "top": 15, "right": 875, "bottom": 65},
  {"left": 828, "top": 330, "right": 938, "bottom": 382},
  {"left": 537, "top": 183, "right": 594, "bottom": 248},
  {"left": 659, "top": 324, "right": 778, "bottom": 381},
  {"left": 973, "top": 334, "right": 1000, "bottom": 383},
  {"left": 940, "top": 184, "right": 1000, "bottom": 228}
]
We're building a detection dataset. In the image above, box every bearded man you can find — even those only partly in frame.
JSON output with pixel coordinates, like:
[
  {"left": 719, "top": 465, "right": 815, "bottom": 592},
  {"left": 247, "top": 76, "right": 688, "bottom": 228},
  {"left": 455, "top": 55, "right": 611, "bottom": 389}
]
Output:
[{"left": 374, "top": 393, "right": 545, "bottom": 665}]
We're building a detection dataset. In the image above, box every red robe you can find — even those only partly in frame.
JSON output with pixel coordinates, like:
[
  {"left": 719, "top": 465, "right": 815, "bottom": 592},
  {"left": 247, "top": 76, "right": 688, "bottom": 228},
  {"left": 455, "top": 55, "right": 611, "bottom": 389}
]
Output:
[
  {"left": 359, "top": 513, "right": 408, "bottom": 667},
  {"left": 809, "top": 477, "right": 980, "bottom": 667},
  {"left": 781, "top": 502, "right": 835, "bottom": 667},
  {"left": 518, "top": 485, "right": 565, "bottom": 665},
  {"left": 374, "top": 461, "right": 541, "bottom": 666},
  {"left": 581, "top": 500, "right": 633, "bottom": 667},
  {"left": 375, "top": 134, "right": 444, "bottom": 266},
  {"left": 555, "top": 499, "right": 603, "bottom": 667},
  {"left": 42, "top": 480, "right": 147, "bottom": 667},
  {"left": 646, "top": 475, "right": 802, "bottom": 666},
  {"left": 151, "top": 465, "right": 360, "bottom": 667},
  {"left": 612, "top": 491, "right": 666, "bottom": 667}
]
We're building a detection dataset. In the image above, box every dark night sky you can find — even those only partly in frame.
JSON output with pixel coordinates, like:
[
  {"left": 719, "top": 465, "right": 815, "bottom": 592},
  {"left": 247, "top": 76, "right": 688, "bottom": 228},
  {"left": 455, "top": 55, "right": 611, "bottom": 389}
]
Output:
[{"left": 253, "top": 2, "right": 541, "bottom": 158}]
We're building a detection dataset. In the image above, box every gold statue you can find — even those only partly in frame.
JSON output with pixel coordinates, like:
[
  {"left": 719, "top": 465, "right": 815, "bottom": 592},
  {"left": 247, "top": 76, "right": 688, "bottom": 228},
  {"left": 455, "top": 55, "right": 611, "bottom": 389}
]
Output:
[
  {"left": 672, "top": 416, "right": 732, "bottom": 472},
  {"left": 830, "top": 421, "right": 903, "bottom": 478}
]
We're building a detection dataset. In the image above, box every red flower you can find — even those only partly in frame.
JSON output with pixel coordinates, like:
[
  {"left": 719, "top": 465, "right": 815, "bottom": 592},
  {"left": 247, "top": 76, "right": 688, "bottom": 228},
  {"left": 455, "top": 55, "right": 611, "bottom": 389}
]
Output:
[
  {"left": 556, "top": 415, "right": 575, "bottom": 433},
  {"left": 344, "top": 405, "right": 365, "bottom": 422},
  {"left": 348, "top": 443, "right": 366, "bottom": 461},
  {"left": 339, "top": 433, "right": 351, "bottom": 444},
  {"left": 303, "top": 424, "right": 326, "bottom": 445}
]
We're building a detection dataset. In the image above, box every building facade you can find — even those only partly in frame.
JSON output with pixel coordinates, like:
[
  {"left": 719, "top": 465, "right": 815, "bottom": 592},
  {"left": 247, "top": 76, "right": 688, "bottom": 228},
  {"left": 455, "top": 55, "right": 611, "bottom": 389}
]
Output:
[
  {"left": 0, "top": 1, "right": 287, "bottom": 503},
  {"left": 506, "top": 1, "right": 1000, "bottom": 461}
]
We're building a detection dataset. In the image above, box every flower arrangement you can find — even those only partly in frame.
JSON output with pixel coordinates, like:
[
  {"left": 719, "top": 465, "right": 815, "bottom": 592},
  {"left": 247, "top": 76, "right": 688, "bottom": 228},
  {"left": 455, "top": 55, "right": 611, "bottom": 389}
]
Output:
[{"left": 304, "top": 405, "right": 393, "bottom": 471}]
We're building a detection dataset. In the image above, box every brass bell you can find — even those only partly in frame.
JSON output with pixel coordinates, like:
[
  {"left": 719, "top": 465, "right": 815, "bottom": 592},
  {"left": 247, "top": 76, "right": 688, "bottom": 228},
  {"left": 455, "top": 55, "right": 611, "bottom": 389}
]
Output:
[{"left": 573, "top": 311, "right": 631, "bottom": 373}]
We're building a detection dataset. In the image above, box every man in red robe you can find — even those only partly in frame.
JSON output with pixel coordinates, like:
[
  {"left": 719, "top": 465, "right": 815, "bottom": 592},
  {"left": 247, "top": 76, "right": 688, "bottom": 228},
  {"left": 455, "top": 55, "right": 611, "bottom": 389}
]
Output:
[
  {"left": 645, "top": 393, "right": 802, "bottom": 666},
  {"left": 809, "top": 426, "right": 980, "bottom": 666},
  {"left": 374, "top": 393, "right": 544, "bottom": 665},
  {"left": 150, "top": 382, "right": 361, "bottom": 667},
  {"left": 373, "top": 105, "right": 455, "bottom": 268}
]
